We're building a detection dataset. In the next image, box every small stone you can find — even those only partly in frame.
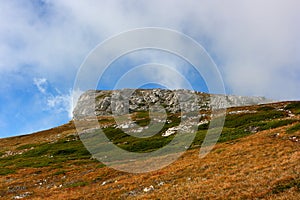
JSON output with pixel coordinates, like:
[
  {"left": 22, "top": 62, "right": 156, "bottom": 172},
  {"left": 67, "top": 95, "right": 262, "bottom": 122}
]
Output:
[
  {"left": 143, "top": 185, "right": 154, "bottom": 192},
  {"left": 289, "top": 136, "right": 299, "bottom": 142},
  {"left": 158, "top": 181, "right": 164, "bottom": 186},
  {"left": 12, "top": 192, "right": 32, "bottom": 199},
  {"left": 275, "top": 133, "right": 280, "bottom": 137}
]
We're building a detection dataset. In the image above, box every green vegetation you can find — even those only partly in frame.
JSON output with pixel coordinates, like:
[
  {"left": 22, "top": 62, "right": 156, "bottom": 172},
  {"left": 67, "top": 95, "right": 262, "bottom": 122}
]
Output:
[
  {"left": 53, "top": 170, "right": 67, "bottom": 176},
  {"left": 90, "top": 112, "right": 179, "bottom": 153},
  {"left": 221, "top": 112, "right": 292, "bottom": 141},
  {"left": 257, "top": 106, "right": 274, "bottom": 111},
  {"left": 191, "top": 130, "right": 208, "bottom": 147},
  {"left": 96, "top": 164, "right": 106, "bottom": 168},
  {"left": 286, "top": 123, "right": 300, "bottom": 134},
  {"left": 0, "top": 104, "right": 296, "bottom": 176},
  {"left": 99, "top": 109, "right": 290, "bottom": 151},
  {"left": 22, "top": 137, "right": 90, "bottom": 159},
  {"left": 193, "top": 110, "right": 290, "bottom": 145},
  {"left": 103, "top": 112, "right": 180, "bottom": 153},
  {"left": 256, "top": 119, "right": 298, "bottom": 131},
  {"left": 133, "top": 111, "right": 151, "bottom": 126},
  {"left": 98, "top": 117, "right": 114, "bottom": 123},
  {"left": 0, "top": 136, "right": 91, "bottom": 175},
  {"left": 285, "top": 102, "right": 300, "bottom": 114},
  {"left": 224, "top": 110, "right": 286, "bottom": 128},
  {"left": 272, "top": 178, "right": 300, "bottom": 194},
  {"left": 0, "top": 168, "right": 15, "bottom": 175},
  {"left": 218, "top": 128, "right": 249, "bottom": 143},
  {"left": 198, "top": 122, "right": 209, "bottom": 130},
  {"left": 64, "top": 181, "right": 88, "bottom": 188}
]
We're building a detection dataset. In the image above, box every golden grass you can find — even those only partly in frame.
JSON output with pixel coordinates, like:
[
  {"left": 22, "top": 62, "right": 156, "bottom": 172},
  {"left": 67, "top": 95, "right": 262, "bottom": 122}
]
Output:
[
  {"left": 1, "top": 125, "right": 299, "bottom": 199},
  {"left": 0, "top": 102, "right": 300, "bottom": 199}
]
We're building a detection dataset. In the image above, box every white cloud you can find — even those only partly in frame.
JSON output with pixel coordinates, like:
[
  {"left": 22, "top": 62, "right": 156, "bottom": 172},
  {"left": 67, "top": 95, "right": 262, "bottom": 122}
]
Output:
[
  {"left": 33, "top": 77, "right": 47, "bottom": 94},
  {"left": 46, "top": 88, "right": 84, "bottom": 118},
  {"left": 187, "top": 0, "right": 300, "bottom": 100},
  {"left": 1, "top": 0, "right": 300, "bottom": 101},
  {"left": 33, "top": 77, "right": 75, "bottom": 117},
  {"left": 47, "top": 94, "right": 70, "bottom": 113}
]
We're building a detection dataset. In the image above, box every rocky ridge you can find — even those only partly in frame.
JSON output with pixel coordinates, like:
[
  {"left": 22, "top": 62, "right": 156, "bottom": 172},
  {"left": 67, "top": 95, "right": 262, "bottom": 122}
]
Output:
[{"left": 73, "top": 89, "right": 273, "bottom": 120}]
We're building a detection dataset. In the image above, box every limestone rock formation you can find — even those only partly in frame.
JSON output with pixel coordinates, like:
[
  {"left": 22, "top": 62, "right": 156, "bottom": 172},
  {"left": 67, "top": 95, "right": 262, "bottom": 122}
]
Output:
[{"left": 73, "top": 89, "right": 273, "bottom": 120}]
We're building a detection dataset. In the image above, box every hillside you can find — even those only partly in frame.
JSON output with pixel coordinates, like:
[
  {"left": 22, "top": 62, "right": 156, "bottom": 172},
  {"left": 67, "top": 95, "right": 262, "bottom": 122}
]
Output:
[{"left": 0, "top": 95, "right": 300, "bottom": 199}]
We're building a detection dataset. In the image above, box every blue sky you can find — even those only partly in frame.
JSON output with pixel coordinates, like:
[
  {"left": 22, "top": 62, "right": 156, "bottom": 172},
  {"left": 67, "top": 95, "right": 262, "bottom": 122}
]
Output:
[{"left": 0, "top": 0, "right": 299, "bottom": 138}]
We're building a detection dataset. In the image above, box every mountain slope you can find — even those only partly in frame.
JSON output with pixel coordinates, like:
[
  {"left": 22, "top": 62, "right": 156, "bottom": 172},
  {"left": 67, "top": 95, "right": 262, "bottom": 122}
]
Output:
[{"left": 0, "top": 101, "right": 300, "bottom": 199}]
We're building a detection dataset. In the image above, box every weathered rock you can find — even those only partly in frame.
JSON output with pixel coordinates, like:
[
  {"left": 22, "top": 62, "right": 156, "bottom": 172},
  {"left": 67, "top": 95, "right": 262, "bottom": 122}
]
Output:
[
  {"left": 12, "top": 192, "right": 32, "bottom": 199},
  {"left": 143, "top": 185, "right": 154, "bottom": 192},
  {"left": 73, "top": 89, "right": 273, "bottom": 120}
]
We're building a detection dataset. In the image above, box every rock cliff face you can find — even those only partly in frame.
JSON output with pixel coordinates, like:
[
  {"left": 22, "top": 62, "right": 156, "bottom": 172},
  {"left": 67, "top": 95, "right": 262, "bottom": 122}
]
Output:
[{"left": 73, "top": 89, "right": 273, "bottom": 119}]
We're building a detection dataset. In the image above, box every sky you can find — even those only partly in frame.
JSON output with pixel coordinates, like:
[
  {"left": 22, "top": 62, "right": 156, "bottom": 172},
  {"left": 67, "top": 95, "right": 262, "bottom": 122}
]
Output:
[{"left": 0, "top": 0, "right": 299, "bottom": 138}]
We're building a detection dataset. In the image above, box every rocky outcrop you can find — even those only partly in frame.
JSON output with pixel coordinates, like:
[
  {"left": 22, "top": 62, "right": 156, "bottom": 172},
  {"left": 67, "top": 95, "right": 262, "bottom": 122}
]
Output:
[{"left": 73, "top": 89, "right": 273, "bottom": 120}]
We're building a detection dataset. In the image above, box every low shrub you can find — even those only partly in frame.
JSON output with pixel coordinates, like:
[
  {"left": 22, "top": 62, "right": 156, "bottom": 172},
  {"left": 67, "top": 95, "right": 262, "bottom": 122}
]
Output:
[
  {"left": 0, "top": 168, "right": 15, "bottom": 175},
  {"left": 272, "top": 178, "right": 300, "bottom": 194},
  {"left": 64, "top": 181, "right": 88, "bottom": 188},
  {"left": 285, "top": 102, "right": 300, "bottom": 114},
  {"left": 257, "top": 106, "right": 274, "bottom": 111},
  {"left": 224, "top": 111, "right": 286, "bottom": 128},
  {"left": 286, "top": 123, "right": 300, "bottom": 134}
]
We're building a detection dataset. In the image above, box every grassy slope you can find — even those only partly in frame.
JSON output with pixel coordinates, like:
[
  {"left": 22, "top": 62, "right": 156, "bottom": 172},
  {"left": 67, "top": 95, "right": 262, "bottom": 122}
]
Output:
[{"left": 0, "top": 102, "right": 299, "bottom": 199}]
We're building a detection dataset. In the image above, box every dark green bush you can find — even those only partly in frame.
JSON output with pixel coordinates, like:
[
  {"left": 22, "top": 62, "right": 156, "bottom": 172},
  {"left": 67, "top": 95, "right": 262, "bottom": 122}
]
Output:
[
  {"left": 53, "top": 170, "right": 66, "bottom": 176},
  {"left": 256, "top": 119, "right": 298, "bottom": 131},
  {"left": 224, "top": 111, "right": 286, "bottom": 128},
  {"left": 64, "top": 181, "right": 88, "bottom": 188},
  {"left": 257, "top": 106, "right": 275, "bottom": 111},
  {"left": 272, "top": 178, "right": 300, "bottom": 194}
]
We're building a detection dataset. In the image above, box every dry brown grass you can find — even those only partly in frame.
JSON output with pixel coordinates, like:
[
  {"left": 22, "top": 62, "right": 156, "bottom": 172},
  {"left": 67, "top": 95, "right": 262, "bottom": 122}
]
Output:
[
  {"left": 0, "top": 102, "right": 300, "bottom": 199},
  {"left": 0, "top": 122, "right": 76, "bottom": 151}
]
